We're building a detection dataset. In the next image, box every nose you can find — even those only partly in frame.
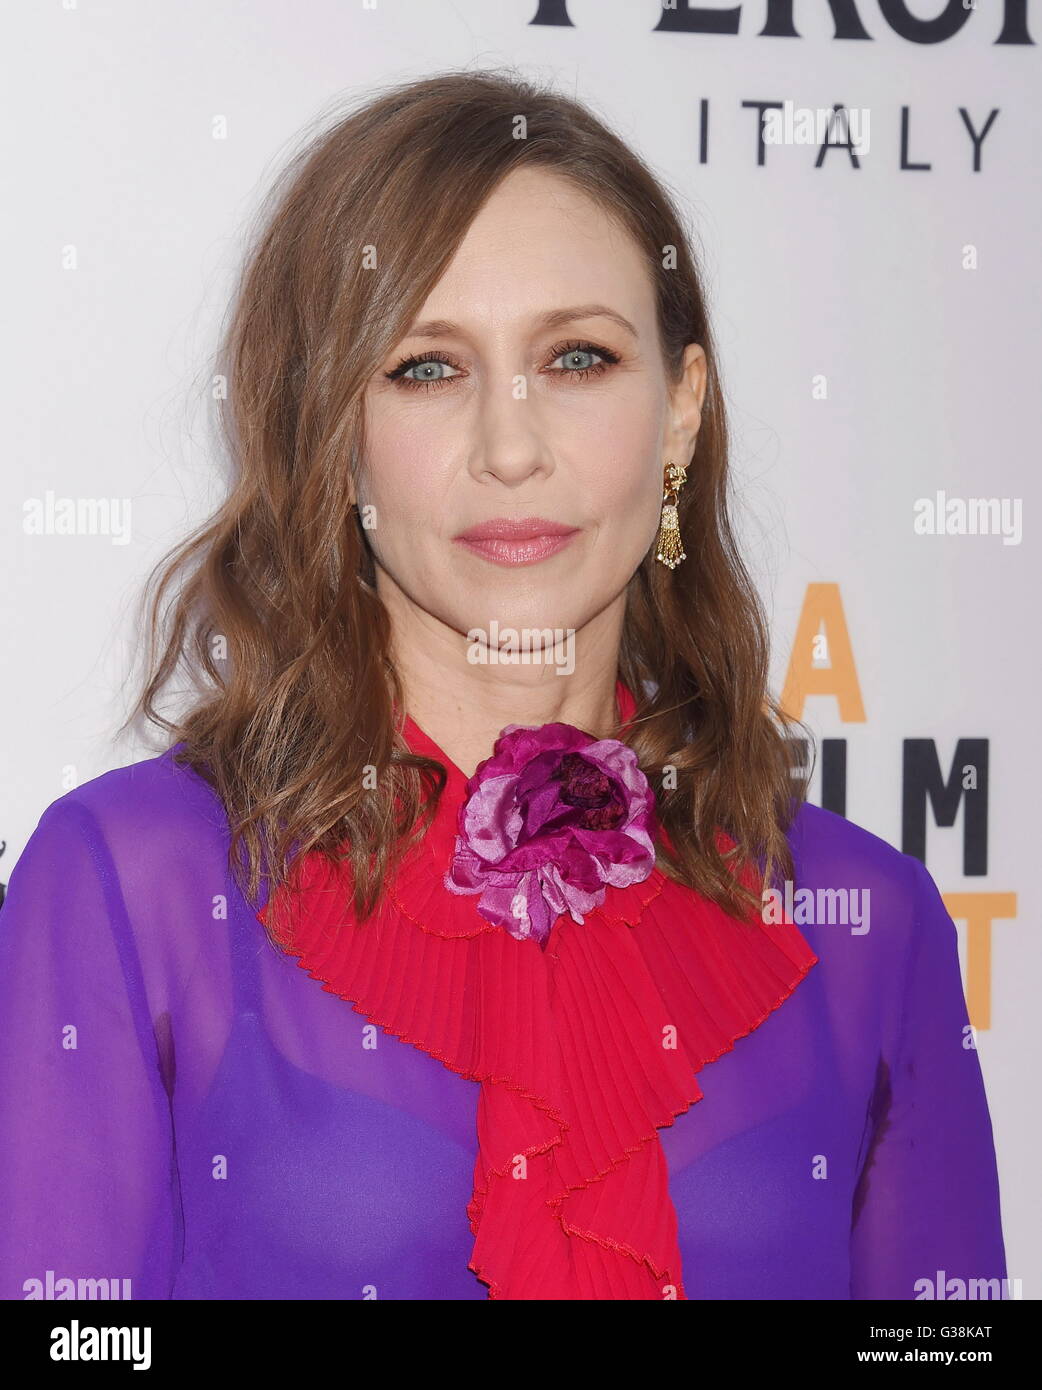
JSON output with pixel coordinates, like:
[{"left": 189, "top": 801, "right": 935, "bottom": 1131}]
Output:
[{"left": 467, "top": 374, "right": 554, "bottom": 489}]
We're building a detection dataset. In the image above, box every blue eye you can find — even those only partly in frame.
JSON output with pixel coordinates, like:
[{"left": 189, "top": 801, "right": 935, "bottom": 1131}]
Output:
[
  {"left": 545, "top": 339, "right": 622, "bottom": 381},
  {"left": 386, "top": 351, "right": 465, "bottom": 390},
  {"left": 553, "top": 347, "right": 604, "bottom": 371},
  {"left": 402, "top": 358, "right": 460, "bottom": 383}
]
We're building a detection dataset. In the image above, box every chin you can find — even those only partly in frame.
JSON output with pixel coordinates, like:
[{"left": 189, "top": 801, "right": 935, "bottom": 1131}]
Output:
[{"left": 453, "top": 603, "right": 584, "bottom": 675}]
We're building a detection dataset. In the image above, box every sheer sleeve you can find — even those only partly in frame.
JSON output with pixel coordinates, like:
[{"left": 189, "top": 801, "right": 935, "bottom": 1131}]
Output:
[
  {"left": 0, "top": 798, "right": 180, "bottom": 1300},
  {"left": 850, "top": 854, "right": 1007, "bottom": 1299}
]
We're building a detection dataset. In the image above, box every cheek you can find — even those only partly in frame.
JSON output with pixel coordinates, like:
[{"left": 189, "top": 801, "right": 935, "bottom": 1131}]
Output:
[
  {"left": 358, "top": 411, "right": 451, "bottom": 532},
  {"left": 577, "top": 411, "right": 663, "bottom": 524}
]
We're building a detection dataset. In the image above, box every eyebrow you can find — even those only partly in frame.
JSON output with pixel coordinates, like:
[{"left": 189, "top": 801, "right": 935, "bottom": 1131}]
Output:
[{"left": 404, "top": 303, "right": 640, "bottom": 341}]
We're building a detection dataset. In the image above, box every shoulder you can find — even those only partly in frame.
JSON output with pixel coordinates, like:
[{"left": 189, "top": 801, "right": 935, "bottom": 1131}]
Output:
[
  {"left": 38, "top": 743, "right": 228, "bottom": 844},
  {"left": 6, "top": 746, "right": 239, "bottom": 1010},
  {"left": 781, "top": 799, "right": 949, "bottom": 978},
  {"left": 22, "top": 745, "right": 235, "bottom": 910},
  {"left": 786, "top": 797, "right": 919, "bottom": 901}
]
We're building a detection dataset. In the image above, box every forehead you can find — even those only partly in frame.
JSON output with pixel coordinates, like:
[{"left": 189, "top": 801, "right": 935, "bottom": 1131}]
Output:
[{"left": 416, "top": 166, "right": 656, "bottom": 334}]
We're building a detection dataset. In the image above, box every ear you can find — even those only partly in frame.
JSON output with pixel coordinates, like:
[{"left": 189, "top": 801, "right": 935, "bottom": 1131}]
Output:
[{"left": 663, "top": 343, "right": 707, "bottom": 467}]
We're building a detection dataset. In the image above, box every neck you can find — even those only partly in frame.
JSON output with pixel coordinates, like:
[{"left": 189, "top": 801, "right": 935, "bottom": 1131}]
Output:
[{"left": 385, "top": 590, "right": 627, "bottom": 780}]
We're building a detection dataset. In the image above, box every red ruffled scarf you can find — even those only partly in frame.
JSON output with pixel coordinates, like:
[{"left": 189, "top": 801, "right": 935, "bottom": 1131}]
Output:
[{"left": 257, "top": 682, "right": 818, "bottom": 1300}]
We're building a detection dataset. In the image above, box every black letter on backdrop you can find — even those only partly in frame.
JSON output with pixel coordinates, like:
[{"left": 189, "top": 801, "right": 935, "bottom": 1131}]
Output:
[
  {"left": 529, "top": 0, "right": 573, "bottom": 26},
  {"left": 902, "top": 739, "right": 989, "bottom": 874},
  {"left": 759, "top": 0, "right": 872, "bottom": 40},
  {"left": 655, "top": 2, "right": 742, "bottom": 34}
]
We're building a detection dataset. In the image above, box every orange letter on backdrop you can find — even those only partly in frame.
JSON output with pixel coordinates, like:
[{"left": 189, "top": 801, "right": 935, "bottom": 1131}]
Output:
[
  {"left": 942, "top": 892, "right": 1017, "bottom": 1032},
  {"left": 781, "top": 582, "right": 866, "bottom": 723}
]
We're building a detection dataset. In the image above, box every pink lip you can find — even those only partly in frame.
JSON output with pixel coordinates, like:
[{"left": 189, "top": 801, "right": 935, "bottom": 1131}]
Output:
[{"left": 454, "top": 517, "right": 581, "bottom": 567}]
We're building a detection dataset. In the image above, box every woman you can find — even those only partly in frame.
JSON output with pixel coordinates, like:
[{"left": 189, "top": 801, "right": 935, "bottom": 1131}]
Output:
[{"left": 0, "top": 69, "right": 1006, "bottom": 1301}]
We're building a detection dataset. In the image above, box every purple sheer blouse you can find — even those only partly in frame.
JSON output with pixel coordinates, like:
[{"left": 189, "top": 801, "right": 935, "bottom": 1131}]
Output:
[{"left": 0, "top": 743, "right": 1007, "bottom": 1300}]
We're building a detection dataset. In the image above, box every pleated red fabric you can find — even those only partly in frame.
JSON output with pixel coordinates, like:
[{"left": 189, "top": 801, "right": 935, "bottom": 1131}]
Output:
[{"left": 257, "top": 681, "right": 819, "bottom": 1299}]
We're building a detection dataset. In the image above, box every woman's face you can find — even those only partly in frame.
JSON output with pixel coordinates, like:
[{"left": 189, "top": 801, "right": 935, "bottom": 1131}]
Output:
[{"left": 358, "top": 166, "right": 705, "bottom": 659}]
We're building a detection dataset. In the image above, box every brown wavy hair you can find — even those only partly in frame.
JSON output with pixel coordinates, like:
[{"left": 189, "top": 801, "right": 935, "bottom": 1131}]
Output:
[{"left": 125, "top": 66, "right": 813, "bottom": 942}]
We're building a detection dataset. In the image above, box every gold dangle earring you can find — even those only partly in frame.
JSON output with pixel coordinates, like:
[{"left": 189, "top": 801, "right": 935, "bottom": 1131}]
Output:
[{"left": 655, "top": 460, "right": 688, "bottom": 569}]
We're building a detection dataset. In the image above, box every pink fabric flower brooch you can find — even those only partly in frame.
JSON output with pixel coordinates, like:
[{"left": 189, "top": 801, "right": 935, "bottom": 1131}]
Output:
[{"left": 444, "top": 719, "right": 657, "bottom": 948}]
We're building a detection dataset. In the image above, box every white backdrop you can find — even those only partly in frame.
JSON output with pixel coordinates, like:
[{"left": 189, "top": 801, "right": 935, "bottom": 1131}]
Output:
[{"left": 2, "top": 0, "right": 1038, "bottom": 1298}]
